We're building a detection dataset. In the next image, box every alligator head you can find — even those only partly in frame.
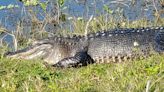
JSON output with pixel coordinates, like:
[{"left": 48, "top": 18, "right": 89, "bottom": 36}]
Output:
[{"left": 5, "top": 35, "right": 83, "bottom": 65}]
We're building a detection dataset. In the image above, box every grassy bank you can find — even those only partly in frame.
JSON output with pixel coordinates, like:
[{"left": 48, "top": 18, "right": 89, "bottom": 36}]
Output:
[{"left": 0, "top": 54, "right": 163, "bottom": 92}]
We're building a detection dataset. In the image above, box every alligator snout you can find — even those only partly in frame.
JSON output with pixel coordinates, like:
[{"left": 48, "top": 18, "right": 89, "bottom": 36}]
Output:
[{"left": 5, "top": 43, "right": 53, "bottom": 60}]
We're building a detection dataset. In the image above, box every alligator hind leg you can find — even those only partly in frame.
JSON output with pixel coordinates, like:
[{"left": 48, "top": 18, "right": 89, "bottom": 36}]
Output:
[{"left": 53, "top": 51, "right": 94, "bottom": 68}]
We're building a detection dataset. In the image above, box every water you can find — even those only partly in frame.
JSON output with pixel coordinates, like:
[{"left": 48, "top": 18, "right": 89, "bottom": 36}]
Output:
[{"left": 0, "top": 0, "right": 163, "bottom": 29}]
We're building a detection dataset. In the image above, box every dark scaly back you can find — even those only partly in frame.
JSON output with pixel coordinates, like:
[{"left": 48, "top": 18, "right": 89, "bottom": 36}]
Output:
[
  {"left": 53, "top": 27, "right": 164, "bottom": 68},
  {"left": 87, "top": 27, "right": 164, "bottom": 63}
]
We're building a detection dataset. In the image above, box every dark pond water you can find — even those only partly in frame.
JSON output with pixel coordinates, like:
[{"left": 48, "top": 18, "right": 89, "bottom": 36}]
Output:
[{"left": 0, "top": 0, "right": 163, "bottom": 47}]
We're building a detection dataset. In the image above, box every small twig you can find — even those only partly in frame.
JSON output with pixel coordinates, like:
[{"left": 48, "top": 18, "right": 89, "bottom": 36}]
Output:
[
  {"left": 149, "top": 75, "right": 164, "bottom": 90},
  {"left": 152, "top": 0, "right": 160, "bottom": 22},
  {"left": 56, "top": 1, "right": 60, "bottom": 24},
  {"left": 0, "top": 34, "right": 7, "bottom": 47},
  {"left": 12, "top": 31, "right": 18, "bottom": 51},
  {"left": 84, "top": 15, "right": 93, "bottom": 37},
  {"left": 109, "top": 0, "right": 130, "bottom": 8},
  {"left": 21, "top": 5, "right": 26, "bottom": 16},
  {"left": 152, "top": 0, "right": 158, "bottom": 13},
  {"left": 0, "top": 28, "right": 17, "bottom": 51},
  {"left": 146, "top": 80, "right": 151, "bottom": 92}
]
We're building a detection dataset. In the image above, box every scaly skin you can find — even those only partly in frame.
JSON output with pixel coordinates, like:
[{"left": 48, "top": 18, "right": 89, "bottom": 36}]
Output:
[{"left": 6, "top": 27, "right": 164, "bottom": 67}]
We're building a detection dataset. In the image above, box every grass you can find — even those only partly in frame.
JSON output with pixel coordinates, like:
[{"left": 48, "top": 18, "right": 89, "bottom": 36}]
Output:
[
  {"left": 0, "top": 54, "right": 163, "bottom": 92},
  {"left": 60, "top": 17, "right": 164, "bottom": 36}
]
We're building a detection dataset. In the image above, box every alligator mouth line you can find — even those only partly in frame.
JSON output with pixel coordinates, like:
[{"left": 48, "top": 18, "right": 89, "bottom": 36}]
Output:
[{"left": 6, "top": 43, "right": 53, "bottom": 59}]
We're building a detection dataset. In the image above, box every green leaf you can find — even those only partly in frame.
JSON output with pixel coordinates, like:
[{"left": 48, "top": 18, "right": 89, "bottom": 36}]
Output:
[
  {"left": 40, "top": 2, "right": 47, "bottom": 11},
  {"left": 77, "top": 17, "right": 83, "bottom": 21},
  {"left": 62, "top": 6, "right": 67, "bottom": 10},
  {"left": 7, "top": 4, "right": 14, "bottom": 9},
  {"left": 103, "top": 5, "right": 113, "bottom": 14},
  {"left": 14, "top": 5, "right": 19, "bottom": 8},
  {"left": 58, "top": 0, "right": 65, "bottom": 7},
  {"left": 0, "top": 6, "right": 6, "bottom": 10},
  {"left": 23, "top": 0, "right": 39, "bottom": 6},
  {"left": 145, "top": 65, "right": 160, "bottom": 75}
]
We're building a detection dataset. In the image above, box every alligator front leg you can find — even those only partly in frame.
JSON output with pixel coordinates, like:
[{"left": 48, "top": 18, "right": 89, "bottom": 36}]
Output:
[{"left": 53, "top": 51, "right": 94, "bottom": 68}]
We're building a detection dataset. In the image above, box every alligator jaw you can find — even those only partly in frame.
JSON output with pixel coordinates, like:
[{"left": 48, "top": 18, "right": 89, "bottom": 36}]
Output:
[{"left": 6, "top": 43, "right": 53, "bottom": 60}]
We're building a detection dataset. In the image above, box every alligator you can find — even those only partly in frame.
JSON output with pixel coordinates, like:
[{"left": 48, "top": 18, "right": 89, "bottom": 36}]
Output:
[{"left": 5, "top": 27, "right": 164, "bottom": 67}]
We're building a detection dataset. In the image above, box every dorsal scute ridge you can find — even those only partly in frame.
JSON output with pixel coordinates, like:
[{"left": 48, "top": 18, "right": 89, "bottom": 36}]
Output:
[
  {"left": 86, "top": 27, "right": 164, "bottom": 39},
  {"left": 32, "top": 26, "right": 164, "bottom": 47}
]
